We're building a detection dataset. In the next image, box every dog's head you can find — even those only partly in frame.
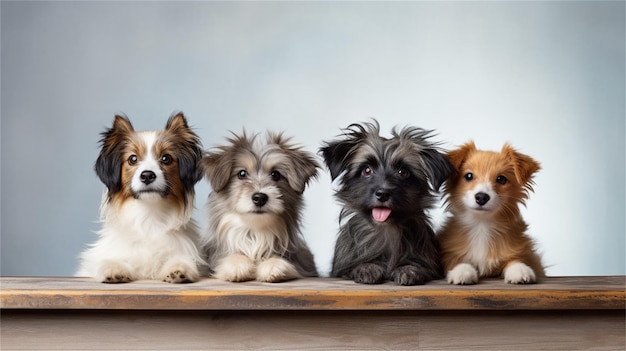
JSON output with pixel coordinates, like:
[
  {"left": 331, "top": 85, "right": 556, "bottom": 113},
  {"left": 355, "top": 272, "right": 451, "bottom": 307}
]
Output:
[
  {"left": 202, "top": 131, "right": 320, "bottom": 219},
  {"left": 321, "top": 120, "right": 454, "bottom": 224},
  {"left": 444, "top": 141, "right": 541, "bottom": 215},
  {"left": 94, "top": 113, "right": 203, "bottom": 209}
]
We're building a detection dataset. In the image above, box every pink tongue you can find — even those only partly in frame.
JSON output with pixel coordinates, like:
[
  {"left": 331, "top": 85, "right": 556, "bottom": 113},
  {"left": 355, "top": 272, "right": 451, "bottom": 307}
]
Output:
[{"left": 372, "top": 208, "right": 392, "bottom": 222}]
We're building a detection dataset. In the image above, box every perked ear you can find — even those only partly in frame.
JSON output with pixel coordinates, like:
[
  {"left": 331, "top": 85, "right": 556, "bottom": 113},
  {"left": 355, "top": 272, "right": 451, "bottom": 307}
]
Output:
[
  {"left": 446, "top": 141, "right": 477, "bottom": 171},
  {"left": 165, "top": 112, "right": 203, "bottom": 189},
  {"left": 94, "top": 115, "right": 135, "bottom": 194},
  {"left": 420, "top": 148, "right": 455, "bottom": 191},
  {"left": 502, "top": 143, "right": 541, "bottom": 190}
]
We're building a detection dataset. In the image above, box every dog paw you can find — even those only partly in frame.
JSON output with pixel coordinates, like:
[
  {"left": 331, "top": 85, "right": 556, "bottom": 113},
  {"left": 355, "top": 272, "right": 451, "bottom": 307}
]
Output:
[
  {"left": 214, "top": 254, "right": 256, "bottom": 282},
  {"left": 504, "top": 262, "right": 536, "bottom": 284},
  {"left": 256, "top": 257, "right": 301, "bottom": 283},
  {"left": 98, "top": 263, "right": 133, "bottom": 284},
  {"left": 163, "top": 270, "right": 192, "bottom": 284},
  {"left": 447, "top": 263, "right": 478, "bottom": 285},
  {"left": 161, "top": 259, "right": 199, "bottom": 284},
  {"left": 352, "top": 263, "right": 386, "bottom": 284},
  {"left": 391, "top": 265, "right": 426, "bottom": 286}
]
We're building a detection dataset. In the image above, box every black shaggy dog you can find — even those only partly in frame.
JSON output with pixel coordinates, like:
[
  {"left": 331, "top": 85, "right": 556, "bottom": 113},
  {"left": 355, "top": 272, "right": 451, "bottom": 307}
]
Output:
[{"left": 321, "top": 120, "right": 454, "bottom": 285}]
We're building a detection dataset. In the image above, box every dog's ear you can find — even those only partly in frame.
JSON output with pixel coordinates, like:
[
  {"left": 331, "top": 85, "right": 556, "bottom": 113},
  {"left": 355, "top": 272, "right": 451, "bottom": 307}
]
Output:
[
  {"left": 502, "top": 143, "right": 541, "bottom": 190},
  {"left": 94, "top": 115, "right": 135, "bottom": 194},
  {"left": 320, "top": 123, "right": 374, "bottom": 180},
  {"left": 420, "top": 148, "right": 455, "bottom": 191},
  {"left": 165, "top": 113, "right": 204, "bottom": 189},
  {"left": 446, "top": 141, "right": 476, "bottom": 171},
  {"left": 319, "top": 140, "right": 355, "bottom": 180},
  {"left": 201, "top": 149, "right": 232, "bottom": 193},
  {"left": 287, "top": 150, "right": 320, "bottom": 193}
]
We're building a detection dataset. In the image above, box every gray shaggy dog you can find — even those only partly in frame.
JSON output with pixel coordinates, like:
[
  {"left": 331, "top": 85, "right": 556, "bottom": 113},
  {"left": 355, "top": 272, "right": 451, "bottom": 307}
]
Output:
[
  {"left": 320, "top": 120, "right": 453, "bottom": 285},
  {"left": 202, "top": 131, "right": 319, "bottom": 282}
]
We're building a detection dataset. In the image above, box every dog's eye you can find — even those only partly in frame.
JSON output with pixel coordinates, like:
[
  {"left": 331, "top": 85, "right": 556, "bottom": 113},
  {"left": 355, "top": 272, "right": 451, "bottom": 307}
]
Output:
[
  {"left": 464, "top": 173, "right": 473, "bottom": 181},
  {"left": 361, "top": 166, "right": 373, "bottom": 177},
  {"left": 496, "top": 175, "right": 508, "bottom": 185},
  {"left": 397, "top": 167, "right": 410, "bottom": 178},
  {"left": 271, "top": 170, "right": 282, "bottom": 181},
  {"left": 128, "top": 155, "right": 138, "bottom": 165},
  {"left": 237, "top": 170, "right": 248, "bottom": 179},
  {"left": 160, "top": 154, "right": 173, "bottom": 165}
]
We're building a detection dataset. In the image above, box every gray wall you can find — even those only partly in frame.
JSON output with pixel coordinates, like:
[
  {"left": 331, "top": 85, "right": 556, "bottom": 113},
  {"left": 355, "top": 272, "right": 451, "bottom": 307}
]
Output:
[{"left": 2, "top": 1, "right": 624, "bottom": 277}]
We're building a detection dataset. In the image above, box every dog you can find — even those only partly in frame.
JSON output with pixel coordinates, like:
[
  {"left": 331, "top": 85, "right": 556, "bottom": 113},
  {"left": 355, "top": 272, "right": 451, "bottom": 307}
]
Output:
[
  {"left": 76, "top": 113, "right": 205, "bottom": 283},
  {"left": 320, "top": 120, "right": 454, "bottom": 285},
  {"left": 201, "top": 131, "right": 319, "bottom": 282},
  {"left": 438, "top": 141, "right": 545, "bottom": 284}
]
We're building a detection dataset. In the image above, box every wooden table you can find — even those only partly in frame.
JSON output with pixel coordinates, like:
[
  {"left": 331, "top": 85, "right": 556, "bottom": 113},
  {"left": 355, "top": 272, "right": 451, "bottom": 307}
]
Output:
[{"left": 1, "top": 276, "right": 624, "bottom": 350}]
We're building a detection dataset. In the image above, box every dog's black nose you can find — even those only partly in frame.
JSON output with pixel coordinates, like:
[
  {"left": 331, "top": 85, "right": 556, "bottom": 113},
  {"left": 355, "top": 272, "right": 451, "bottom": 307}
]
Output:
[
  {"left": 375, "top": 189, "right": 391, "bottom": 202},
  {"left": 475, "top": 192, "right": 490, "bottom": 206},
  {"left": 252, "top": 192, "right": 268, "bottom": 207},
  {"left": 140, "top": 171, "right": 157, "bottom": 185}
]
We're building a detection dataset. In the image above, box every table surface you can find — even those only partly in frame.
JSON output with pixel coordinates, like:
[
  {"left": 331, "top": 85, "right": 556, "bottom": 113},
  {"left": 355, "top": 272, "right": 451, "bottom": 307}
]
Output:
[{"left": 1, "top": 275, "right": 624, "bottom": 311}]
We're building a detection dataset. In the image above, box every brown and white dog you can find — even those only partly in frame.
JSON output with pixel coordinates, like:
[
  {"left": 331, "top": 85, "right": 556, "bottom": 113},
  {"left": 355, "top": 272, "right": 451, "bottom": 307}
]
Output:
[
  {"left": 438, "top": 141, "right": 545, "bottom": 284},
  {"left": 77, "top": 113, "right": 205, "bottom": 283}
]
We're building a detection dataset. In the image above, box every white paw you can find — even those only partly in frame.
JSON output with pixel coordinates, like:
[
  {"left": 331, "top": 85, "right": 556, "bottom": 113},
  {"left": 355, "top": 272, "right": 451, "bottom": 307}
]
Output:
[
  {"left": 504, "top": 262, "right": 536, "bottom": 284},
  {"left": 97, "top": 261, "right": 134, "bottom": 283},
  {"left": 256, "top": 257, "right": 301, "bottom": 283},
  {"left": 447, "top": 263, "right": 479, "bottom": 285},
  {"left": 161, "top": 259, "right": 199, "bottom": 283},
  {"left": 213, "top": 254, "right": 256, "bottom": 282}
]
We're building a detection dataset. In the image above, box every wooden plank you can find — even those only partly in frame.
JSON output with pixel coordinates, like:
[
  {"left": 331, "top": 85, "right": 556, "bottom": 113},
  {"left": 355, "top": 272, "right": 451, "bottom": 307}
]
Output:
[
  {"left": 2, "top": 310, "right": 624, "bottom": 350},
  {"left": 1, "top": 276, "right": 624, "bottom": 311}
]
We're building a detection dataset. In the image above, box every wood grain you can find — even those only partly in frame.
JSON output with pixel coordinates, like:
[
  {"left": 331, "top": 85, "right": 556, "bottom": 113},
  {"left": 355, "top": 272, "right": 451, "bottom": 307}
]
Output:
[
  {"left": 2, "top": 310, "right": 624, "bottom": 350},
  {"left": 1, "top": 276, "right": 624, "bottom": 311}
]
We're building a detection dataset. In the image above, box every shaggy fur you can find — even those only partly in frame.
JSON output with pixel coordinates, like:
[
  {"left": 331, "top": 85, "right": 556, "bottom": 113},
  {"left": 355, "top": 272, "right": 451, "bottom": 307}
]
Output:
[
  {"left": 202, "top": 131, "right": 319, "bottom": 282},
  {"left": 77, "top": 113, "right": 204, "bottom": 283},
  {"left": 321, "top": 120, "right": 454, "bottom": 285},
  {"left": 438, "top": 141, "right": 545, "bottom": 284}
]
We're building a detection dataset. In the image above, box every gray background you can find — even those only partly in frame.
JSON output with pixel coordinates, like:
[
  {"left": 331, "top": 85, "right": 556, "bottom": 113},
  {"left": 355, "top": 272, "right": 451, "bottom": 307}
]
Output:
[{"left": 1, "top": 1, "right": 624, "bottom": 277}]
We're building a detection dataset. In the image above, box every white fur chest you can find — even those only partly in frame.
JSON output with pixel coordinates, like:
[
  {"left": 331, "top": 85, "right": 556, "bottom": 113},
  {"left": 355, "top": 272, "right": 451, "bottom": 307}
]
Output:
[
  {"left": 459, "top": 213, "right": 499, "bottom": 276},
  {"left": 105, "top": 198, "right": 187, "bottom": 240},
  {"left": 216, "top": 213, "right": 288, "bottom": 261}
]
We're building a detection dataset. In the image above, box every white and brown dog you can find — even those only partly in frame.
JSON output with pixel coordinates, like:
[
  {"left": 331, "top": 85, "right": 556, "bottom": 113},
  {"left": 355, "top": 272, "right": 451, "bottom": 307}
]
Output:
[{"left": 77, "top": 113, "right": 205, "bottom": 283}]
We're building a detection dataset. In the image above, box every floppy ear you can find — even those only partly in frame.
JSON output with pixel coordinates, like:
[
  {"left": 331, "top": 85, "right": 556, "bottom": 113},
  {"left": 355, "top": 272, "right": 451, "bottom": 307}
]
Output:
[
  {"left": 446, "top": 141, "right": 476, "bottom": 171},
  {"left": 94, "top": 115, "right": 135, "bottom": 194},
  {"left": 165, "top": 112, "right": 203, "bottom": 189},
  {"left": 201, "top": 149, "right": 233, "bottom": 193},
  {"left": 287, "top": 150, "right": 320, "bottom": 193},
  {"left": 502, "top": 143, "right": 541, "bottom": 190},
  {"left": 319, "top": 140, "right": 355, "bottom": 181},
  {"left": 320, "top": 122, "right": 375, "bottom": 180},
  {"left": 420, "top": 148, "right": 455, "bottom": 191}
]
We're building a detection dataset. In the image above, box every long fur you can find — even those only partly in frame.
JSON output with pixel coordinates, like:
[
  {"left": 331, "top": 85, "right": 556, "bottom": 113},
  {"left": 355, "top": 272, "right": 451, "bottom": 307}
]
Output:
[
  {"left": 76, "top": 113, "right": 205, "bottom": 283},
  {"left": 202, "top": 131, "right": 319, "bottom": 282},
  {"left": 320, "top": 120, "right": 454, "bottom": 285},
  {"left": 438, "top": 141, "right": 545, "bottom": 284}
]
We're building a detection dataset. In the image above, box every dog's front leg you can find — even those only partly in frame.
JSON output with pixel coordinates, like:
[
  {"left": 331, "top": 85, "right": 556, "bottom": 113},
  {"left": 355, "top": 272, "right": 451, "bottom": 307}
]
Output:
[
  {"left": 161, "top": 257, "right": 199, "bottom": 283},
  {"left": 391, "top": 264, "right": 428, "bottom": 286},
  {"left": 351, "top": 262, "right": 386, "bottom": 284},
  {"left": 257, "top": 257, "right": 301, "bottom": 283},
  {"left": 213, "top": 253, "right": 256, "bottom": 282}
]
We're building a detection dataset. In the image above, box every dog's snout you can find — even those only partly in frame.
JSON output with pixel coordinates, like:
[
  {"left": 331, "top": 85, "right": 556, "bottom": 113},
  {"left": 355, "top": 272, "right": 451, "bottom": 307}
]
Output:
[
  {"left": 475, "top": 192, "right": 490, "bottom": 206},
  {"left": 252, "top": 192, "right": 269, "bottom": 207},
  {"left": 140, "top": 170, "right": 157, "bottom": 185},
  {"left": 375, "top": 189, "right": 391, "bottom": 202}
]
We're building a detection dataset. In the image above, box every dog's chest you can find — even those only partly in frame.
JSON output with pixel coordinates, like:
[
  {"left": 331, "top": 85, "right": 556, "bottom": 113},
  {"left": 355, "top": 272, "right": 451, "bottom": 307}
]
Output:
[{"left": 464, "top": 219, "right": 500, "bottom": 275}]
